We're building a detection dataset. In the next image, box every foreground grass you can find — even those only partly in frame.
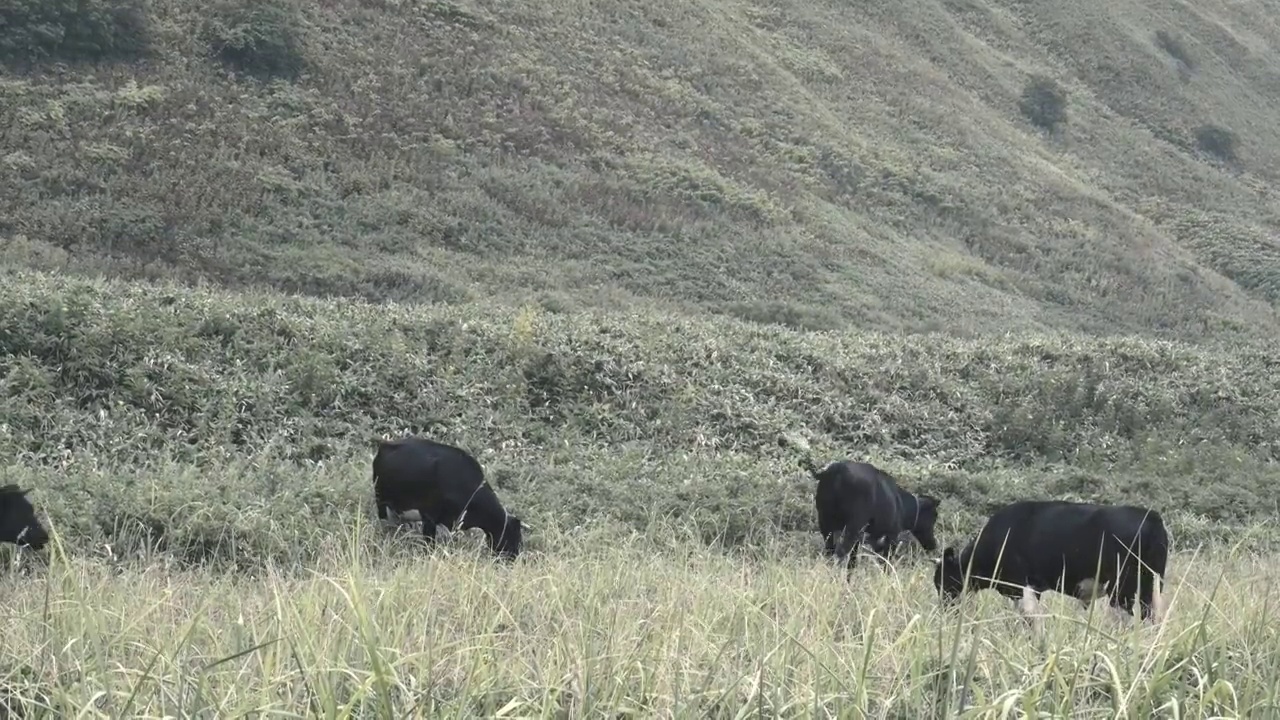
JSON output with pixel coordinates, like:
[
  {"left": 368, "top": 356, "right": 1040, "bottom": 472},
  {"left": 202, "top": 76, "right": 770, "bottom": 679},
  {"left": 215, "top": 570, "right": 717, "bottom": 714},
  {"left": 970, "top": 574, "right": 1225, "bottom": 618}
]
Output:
[{"left": 1, "top": 524, "right": 1273, "bottom": 717}]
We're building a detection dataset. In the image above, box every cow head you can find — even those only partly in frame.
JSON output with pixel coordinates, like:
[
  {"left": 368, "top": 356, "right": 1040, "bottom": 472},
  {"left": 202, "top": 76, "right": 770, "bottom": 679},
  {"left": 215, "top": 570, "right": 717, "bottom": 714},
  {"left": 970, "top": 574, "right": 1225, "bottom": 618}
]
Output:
[
  {"left": 492, "top": 514, "right": 524, "bottom": 561},
  {"left": 910, "top": 494, "right": 941, "bottom": 552},
  {"left": 932, "top": 545, "right": 965, "bottom": 602},
  {"left": 0, "top": 485, "right": 49, "bottom": 551}
]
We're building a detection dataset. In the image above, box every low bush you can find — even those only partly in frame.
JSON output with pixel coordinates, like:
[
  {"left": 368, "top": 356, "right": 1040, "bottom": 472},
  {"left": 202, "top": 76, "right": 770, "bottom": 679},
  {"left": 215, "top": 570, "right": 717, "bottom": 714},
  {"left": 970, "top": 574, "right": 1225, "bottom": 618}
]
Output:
[
  {"left": 0, "top": 0, "right": 150, "bottom": 65},
  {"left": 203, "top": 0, "right": 306, "bottom": 79},
  {"left": 1019, "top": 75, "right": 1068, "bottom": 132},
  {"left": 1195, "top": 124, "right": 1239, "bottom": 162}
]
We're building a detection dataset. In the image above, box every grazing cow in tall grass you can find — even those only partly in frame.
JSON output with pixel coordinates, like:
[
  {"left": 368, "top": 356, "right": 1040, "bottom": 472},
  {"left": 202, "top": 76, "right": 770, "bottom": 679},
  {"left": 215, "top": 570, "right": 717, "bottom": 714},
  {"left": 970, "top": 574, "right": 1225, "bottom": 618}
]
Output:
[
  {"left": 933, "top": 499, "right": 1168, "bottom": 632},
  {"left": 0, "top": 485, "right": 49, "bottom": 551},
  {"left": 802, "top": 459, "right": 941, "bottom": 574},
  {"left": 372, "top": 436, "right": 524, "bottom": 560}
]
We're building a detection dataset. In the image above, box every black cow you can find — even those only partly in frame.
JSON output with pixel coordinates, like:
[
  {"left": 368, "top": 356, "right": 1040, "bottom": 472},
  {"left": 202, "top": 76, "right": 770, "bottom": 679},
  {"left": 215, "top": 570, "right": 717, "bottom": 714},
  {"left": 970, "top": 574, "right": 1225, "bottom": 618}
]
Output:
[
  {"left": 0, "top": 484, "right": 49, "bottom": 551},
  {"left": 372, "top": 436, "right": 524, "bottom": 560},
  {"left": 933, "top": 499, "right": 1168, "bottom": 629},
  {"left": 802, "top": 458, "right": 941, "bottom": 573}
]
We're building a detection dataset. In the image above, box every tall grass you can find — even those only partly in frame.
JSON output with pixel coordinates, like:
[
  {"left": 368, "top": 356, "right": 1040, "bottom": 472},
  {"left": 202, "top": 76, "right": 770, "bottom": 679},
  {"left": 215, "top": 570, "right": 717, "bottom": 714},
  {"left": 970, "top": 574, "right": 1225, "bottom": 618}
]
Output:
[{"left": 2, "top": 520, "right": 1275, "bottom": 717}]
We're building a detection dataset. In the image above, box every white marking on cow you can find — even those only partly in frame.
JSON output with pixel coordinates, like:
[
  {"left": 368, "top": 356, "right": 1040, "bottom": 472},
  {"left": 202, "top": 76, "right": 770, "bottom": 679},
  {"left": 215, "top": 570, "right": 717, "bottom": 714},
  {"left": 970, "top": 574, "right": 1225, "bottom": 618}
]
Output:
[
  {"left": 1017, "top": 585, "right": 1044, "bottom": 634},
  {"left": 389, "top": 508, "right": 422, "bottom": 523},
  {"left": 1073, "top": 577, "right": 1111, "bottom": 607}
]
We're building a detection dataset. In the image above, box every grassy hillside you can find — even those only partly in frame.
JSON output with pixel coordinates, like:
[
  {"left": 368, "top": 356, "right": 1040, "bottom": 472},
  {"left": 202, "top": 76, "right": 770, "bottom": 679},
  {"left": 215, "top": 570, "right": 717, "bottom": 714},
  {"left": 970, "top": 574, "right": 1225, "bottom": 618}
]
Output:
[
  {"left": 6, "top": 0, "right": 1280, "bottom": 714},
  {"left": 3, "top": 0, "right": 1280, "bottom": 340},
  {"left": 2, "top": 269, "right": 1277, "bottom": 566}
]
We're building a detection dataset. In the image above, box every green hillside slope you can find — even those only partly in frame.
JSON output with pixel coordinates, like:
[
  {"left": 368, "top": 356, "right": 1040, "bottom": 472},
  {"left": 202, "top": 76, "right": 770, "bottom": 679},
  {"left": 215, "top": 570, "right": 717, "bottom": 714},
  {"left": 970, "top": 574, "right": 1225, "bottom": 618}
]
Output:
[
  {"left": 4, "top": 0, "right": 1280, "bottom": 340},
  {"left": 2, "top": 270, "right": 1276, "bottom": 565},
  {"left": 5, "top": 4, "right": 1280, "bottom": 712}
]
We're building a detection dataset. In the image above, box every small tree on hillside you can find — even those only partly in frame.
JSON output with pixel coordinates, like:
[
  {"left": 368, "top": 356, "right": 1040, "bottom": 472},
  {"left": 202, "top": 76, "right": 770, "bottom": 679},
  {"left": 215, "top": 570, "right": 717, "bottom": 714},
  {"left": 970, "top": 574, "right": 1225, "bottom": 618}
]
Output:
[
  {"left": 204, "top": 0, "right": 306, "bottom": 80},
  {"left": 1019, "top": 75, "right": 1068, "bottom": 133},
  {"left": 1195, "top": 124, "right": 1238, "bottom": 163}
]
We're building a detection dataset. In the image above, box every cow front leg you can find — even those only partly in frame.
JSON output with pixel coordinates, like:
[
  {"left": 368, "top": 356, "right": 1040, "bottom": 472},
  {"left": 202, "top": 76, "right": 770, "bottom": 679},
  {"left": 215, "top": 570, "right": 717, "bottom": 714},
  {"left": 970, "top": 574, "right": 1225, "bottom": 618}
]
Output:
[
  {"left": 821, "top": 530, "right": 837, "bottom": 558},
  {"left": 868, "top": 534, "right": 900, "bottom": 569},
  {"left": 419, "top": 511, "right": 440, "bottom": 545}
]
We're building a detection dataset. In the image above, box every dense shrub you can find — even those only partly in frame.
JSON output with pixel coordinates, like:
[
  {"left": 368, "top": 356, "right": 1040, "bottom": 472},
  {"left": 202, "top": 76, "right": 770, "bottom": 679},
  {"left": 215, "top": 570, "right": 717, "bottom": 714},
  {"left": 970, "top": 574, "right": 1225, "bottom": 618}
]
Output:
[
  {"left": 1154, "top": 29, "right": 1196, "bottom": 74},
  {"left": 0, "top": 0, "right": 149, "bottom": 65},
  {"left": 1195, "top": 124, "right": 1238, "bottom": 162},
  {"left": 204, "top": 0, "right": 306, "bottom": 79},
  {"left": 1019, "top": 75, "right": 1068, "bottom": 132}
]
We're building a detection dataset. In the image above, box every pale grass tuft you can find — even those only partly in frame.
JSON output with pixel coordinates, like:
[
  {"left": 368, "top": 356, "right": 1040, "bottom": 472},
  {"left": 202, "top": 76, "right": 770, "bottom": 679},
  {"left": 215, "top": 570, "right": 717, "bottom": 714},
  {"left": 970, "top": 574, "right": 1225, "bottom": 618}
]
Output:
[{"left": 777, "top": 429, "right": 812, "bottom": 455}]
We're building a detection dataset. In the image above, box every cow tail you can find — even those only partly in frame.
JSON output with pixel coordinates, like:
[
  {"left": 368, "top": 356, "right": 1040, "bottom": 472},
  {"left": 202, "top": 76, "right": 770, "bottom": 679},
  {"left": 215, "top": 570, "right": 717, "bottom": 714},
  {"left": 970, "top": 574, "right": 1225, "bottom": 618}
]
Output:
[
  {"left": 1146, "top": 511, "right": 1170, "bottom": 579},
  {"left": 1144, "top": 510, "right": 1171, "bottom": 622}
]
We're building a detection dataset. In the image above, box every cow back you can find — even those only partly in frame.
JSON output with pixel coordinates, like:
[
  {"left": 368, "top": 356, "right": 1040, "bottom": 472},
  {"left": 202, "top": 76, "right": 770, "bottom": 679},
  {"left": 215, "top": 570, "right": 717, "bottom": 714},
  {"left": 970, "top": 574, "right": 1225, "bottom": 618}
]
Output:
[
  {"left": 965, "top": 500, "right": 1166, "bottom": 595},
  {"left": 818, "top": 461, "right": 905, "bottom": 537},
  {"left": 373, "top": 436, "right": 500, "bottom": 522}
]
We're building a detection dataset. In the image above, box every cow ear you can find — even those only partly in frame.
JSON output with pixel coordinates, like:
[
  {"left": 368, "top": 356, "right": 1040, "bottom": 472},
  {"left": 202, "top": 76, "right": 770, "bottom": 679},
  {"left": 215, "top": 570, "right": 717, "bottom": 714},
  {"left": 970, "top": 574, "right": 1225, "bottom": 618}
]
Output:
[{"left": 942, "top": 546, "right": 956, "bottom": 562}]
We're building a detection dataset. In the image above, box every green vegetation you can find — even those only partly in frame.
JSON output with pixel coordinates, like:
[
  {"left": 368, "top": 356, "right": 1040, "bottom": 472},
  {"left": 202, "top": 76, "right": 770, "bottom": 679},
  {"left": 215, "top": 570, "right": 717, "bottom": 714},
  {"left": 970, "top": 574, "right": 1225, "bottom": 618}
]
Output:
[
  {"left": 1195, "top": 124, "right": 1239, "bottom": 163},
  {"left": 4, "top": 0, "right": 1280, "bottom": 339},
  {"left": 203, "top": 0, "right": 306, "bottom": 80},
  {"left": 4, "top": 0, "right": 1280, "bottom": 713},
  {"left": 0, "top": 0, "right": 150, "bottom": 66},
  {"left": 1, "top": 269, "right": 1277, "bottom": 567},
  {"left": 1019, "top": 75, "right": 1069, "bottom": 132}
]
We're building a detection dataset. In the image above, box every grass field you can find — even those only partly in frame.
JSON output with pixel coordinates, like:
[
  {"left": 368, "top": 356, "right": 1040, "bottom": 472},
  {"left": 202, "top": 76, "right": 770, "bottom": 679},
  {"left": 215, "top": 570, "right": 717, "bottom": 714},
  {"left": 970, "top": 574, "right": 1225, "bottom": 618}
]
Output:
[
  {"left": 5, "top": 0, "right": 1280, "bottom": 715},
  {"left": 4, "top": 526, "right": 1277, "bottom": 717}
]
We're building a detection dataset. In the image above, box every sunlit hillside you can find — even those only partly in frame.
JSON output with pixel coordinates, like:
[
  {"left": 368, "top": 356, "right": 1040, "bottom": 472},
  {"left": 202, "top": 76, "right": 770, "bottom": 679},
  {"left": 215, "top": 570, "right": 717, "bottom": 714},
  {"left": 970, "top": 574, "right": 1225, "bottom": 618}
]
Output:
[{"left": 4, "top": 0, "right": 1280, "bottom": 339}]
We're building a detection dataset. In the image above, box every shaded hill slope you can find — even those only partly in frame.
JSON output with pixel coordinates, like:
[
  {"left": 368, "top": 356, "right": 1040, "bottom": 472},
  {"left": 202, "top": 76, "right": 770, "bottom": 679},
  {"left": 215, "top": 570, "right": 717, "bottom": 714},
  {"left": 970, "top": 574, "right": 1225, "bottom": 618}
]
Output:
[{"left": 3, "top": 0, "right": 1280, "bottom": 340}]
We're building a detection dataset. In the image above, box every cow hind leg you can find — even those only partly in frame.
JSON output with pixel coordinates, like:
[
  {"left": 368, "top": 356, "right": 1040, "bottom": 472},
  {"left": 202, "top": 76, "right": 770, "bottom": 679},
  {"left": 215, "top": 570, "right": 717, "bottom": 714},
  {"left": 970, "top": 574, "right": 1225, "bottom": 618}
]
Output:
[
  {"left": 817, "top": 511, "right": 841, "bottom": 559},
  {"left": 833, "top": 524, "right": 865, "bottom": 576},
  {"left": 1151, "top": 573, "right": 1168, "bottom": 623},
  {"left": 418, "top": 511, "right": 440, "bottom": 545}
]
